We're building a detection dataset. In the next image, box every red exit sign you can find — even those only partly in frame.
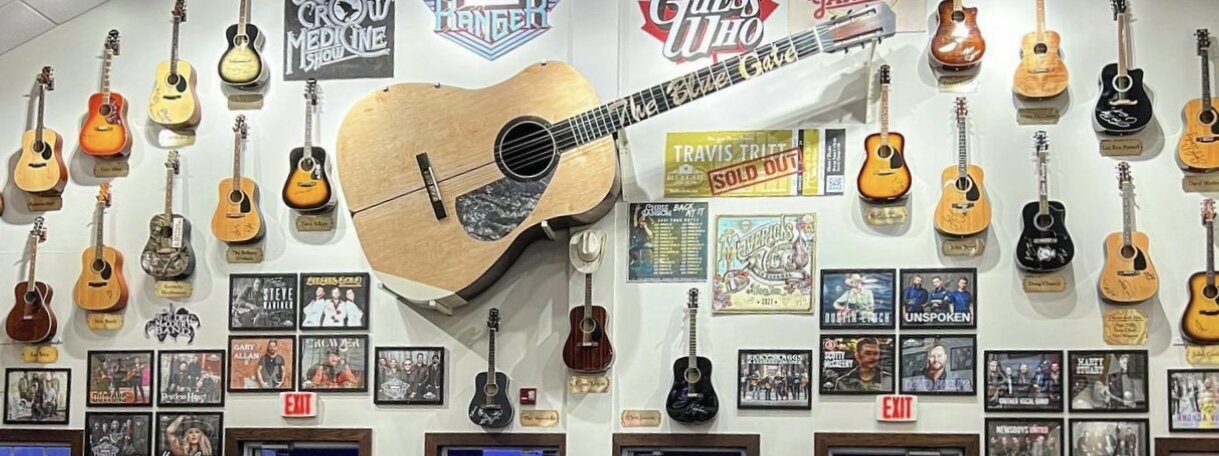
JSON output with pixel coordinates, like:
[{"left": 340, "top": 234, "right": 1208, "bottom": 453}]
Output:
[
  {"left": 281, "top": 392, "right": 318, "bottom": 418},
  {"left": 875, "top": 394, "right": 917, "bottom": 422}
]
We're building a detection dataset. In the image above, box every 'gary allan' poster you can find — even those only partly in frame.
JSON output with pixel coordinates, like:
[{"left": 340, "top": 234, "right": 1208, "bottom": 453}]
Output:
[{"left": 284, "top": 0, "right": 395, "bottom": 80}]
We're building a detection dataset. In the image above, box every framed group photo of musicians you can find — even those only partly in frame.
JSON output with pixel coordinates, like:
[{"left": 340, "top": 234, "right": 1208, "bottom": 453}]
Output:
[
  {"left": 86, "top": 411, "right": 153, "bottom": 456},
  {"left": 86, "top": 350, "right": 153, "bottom": 407},
  {"left": 157, "top": 350, "right": 225, "bottom": 407},
  {"left": 984, "top": 350, "right": 1064, "bottom": 412},
  {"left": 898, "top": 268, "right": 978, "bottom": 329},
  {"left": 736, "top": 349, "right": 813, "bottom": 410},
  {"left": 1168, "top": 368, "right": 1219, "bottom": 432},
  {"left": 1067, "top": 350, "right": 1149, "bottom": 413},
  {"left": 374, "top": 347, "right": 445, "bottom": 405},
  {"left": 299, "top": 273, "right": 371, "bottom": 330},
  {"left": 985, "top": 417, "right": 1064, "bottom": 456},
  {"left": 819, "top": 269, "right": 896, "bottom": 330}
]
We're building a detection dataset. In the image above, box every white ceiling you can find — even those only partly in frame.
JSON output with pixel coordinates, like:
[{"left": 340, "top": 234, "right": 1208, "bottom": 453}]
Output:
[{"left": 0, "top": 0, "right": 110, "bottom": 56}]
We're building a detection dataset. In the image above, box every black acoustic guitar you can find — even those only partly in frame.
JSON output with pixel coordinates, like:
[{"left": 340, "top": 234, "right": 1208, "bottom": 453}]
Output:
[
  {"left": 468, "top": 308, "right": 513, "bottom": 428},
  {"left": 1016, "top": 132, "right": 1075, "bottom": 273},
  {"left": 1095, "top": 0, "right": 1153, "bottom": 135},
  {"left": 139, "top": 151, "right": 195, "bottom": 281},
  {"left": 665, "top": 289, "right": 718, "bottom": 424}
]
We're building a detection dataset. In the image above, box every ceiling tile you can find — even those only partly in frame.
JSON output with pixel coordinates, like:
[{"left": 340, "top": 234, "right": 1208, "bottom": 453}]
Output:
[
  {"left": 21, "top": 0, "right": 108, "bottom": 24},
  {"left": 0, "top": 2, "right": 53, "bottom": 55}
]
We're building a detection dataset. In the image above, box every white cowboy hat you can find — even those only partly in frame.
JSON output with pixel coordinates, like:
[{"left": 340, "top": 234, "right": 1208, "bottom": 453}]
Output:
[{"left": 570, "top": 229, "right": 607, "bottom": 274}]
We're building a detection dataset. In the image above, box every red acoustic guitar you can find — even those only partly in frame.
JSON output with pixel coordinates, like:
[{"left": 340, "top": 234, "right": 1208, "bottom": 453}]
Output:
[
  {"left": 562, "top": 231, "right": 613, "bottom": 373},
  {"left": 5, "top": 217, "right": 58, "bottom": 344}
]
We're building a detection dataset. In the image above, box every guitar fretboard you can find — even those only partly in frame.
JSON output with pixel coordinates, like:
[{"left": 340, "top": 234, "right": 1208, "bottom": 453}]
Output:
[
  {"left": 687, "top": 304, "right": 698, "bottom": 368},
  {"left": 237, "top": 0, "right": 249, "bottom": 38},
  {"left": 232, "top": 127, "right": 245, "bottom": 188},
  {"left": 1035, "top": 0, "right": 1046, "bottom": 42},
  {"left": 1116, "top": 13, "right": 1130, "bottom": 80},
  {"left": 1037, "top": 152, "right": 1050, "bottom": 216},
  {"left": 1202, "top": 43, "right": 1213, "bottom": 113},
  {"left": 1121, "top": 182, "right": 1135, "bottom": 248},
  {"left": 1207, "top": 218, "right": 1215, "bottom": 287},
  {"left": 879, "top": 82, "right": 890, "bottom": 144},
  {"left": 956, "top": 112, "right": 968, "bottom": 181},
  {"left": 93, "top": 201, "right": 106, "bottom": 262},
  {"left": 170, "top": 18, "right": 182, "bottom": 77},
  {"left": 34, "top": 84, "right": 46, "bottom": 145},
  {"left": 101, "top": 49, "right": 114, "bottom": 104}
]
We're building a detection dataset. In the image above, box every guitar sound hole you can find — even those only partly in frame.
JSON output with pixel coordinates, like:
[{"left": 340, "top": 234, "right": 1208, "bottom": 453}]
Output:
[
  {"left": 228, "top": 190, "right": 245, "bottom": 204},
  {"left": 495, "top": 117, "right": 557, "bottom": 182},
  {"left": 32, "top": 141, "right": 46, "bottom": 155},
  {"left": 951, "top": 10, "right": 965, "bottom": 22},
  {"left": 1200, "top": 109, "right": 1217, "bottom": 126},
  {"left": 99, "top": 104, "right": 114, "bottom": 117},
  {"left": 1119, "top": 244, "right": 1137, "bottom": 260},
  {"left": 166, "top": 74, "right": 181, "bottom": 87},
  {"left": 684, "top": 367, "right": 702, "bottom": 383},
  {"left": 1112, "top": 74, "right": 1134, "bottom": 92},
  {"left": 1033, "top": 43, "right": 1048, "bottom": 54},
  {"left": 234, "top": 35, "right": 249, "bottom": 46},
  {"left": 483, "top": 383, "right": 499, "bottom": 396},
  {"left": 876, "top": 145, "right": 893, "bottom": 159},
  {"left": 954, "top": 177, "right": 972, "bottom": 192},
  {"left": 580, "top": 317, "right": 597, "bottom": 334},
  {"left": 1034, "top": 213, "right": 1054, "bottom": 231},
  {"left": 298, "top": 158, "right": 316, "bottom": 172},
  {"left": 23, "top": 291, "right": 37, "bottom": 304},
  {"left": 1205, "top": 285, "right": 1219, "bottom": 300},
  {"left": 92, "top": 259, "right": 107, "bottom": 273}
]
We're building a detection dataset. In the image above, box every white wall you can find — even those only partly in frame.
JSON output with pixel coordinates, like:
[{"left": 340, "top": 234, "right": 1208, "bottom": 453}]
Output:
[{"left": 0, "top": 0, "right": 1217, "bottom": 455}]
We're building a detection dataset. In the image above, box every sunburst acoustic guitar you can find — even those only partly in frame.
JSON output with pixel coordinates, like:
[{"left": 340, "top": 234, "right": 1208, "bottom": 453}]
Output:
[
  {"left": 74, "top": 184, "right": 128, "bottom": 313},
  {"left": 283, "top": 79, "right": 334, "bottom": 212},
  {"left": 1183, "top": 199, "right": 1219, "bottom": 345},
  {"left": 217, "top": 0, "right": 266, "bottom": 88},
  {"left": 929, "top": 0, "right": 986, "bottom": 70},
  {"left": 934, "top": 97, "right": 991, "bottom": 237},
  {"left": 14, "top": 67, "right": 67, "bottom": 196},
  {"left": 80, "top": 30, "right": 130, "bottom": 158},
  {"left": 857, "top": 64, "right": 910, "bottom": 202}
]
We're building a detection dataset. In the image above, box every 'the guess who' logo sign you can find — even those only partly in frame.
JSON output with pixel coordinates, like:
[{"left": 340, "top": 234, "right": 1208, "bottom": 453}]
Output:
[{"left": 639, "top": 0, "right": 780, "bottom": 63}]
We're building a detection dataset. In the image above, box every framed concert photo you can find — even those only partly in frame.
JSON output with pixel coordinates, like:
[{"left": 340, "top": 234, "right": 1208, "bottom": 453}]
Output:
[
  {"left": 1168, "top": 369, "right": 1219, "bottom": 432},
  {"left": 736, "top": 349, "right": 812, "bottom": 410},
  {"left": 1069, "top": 419, "right": 1149, "bottom": 456},
  {"left": 374, "top": 346, "right": 445, "bottom": 405},
  {"left": 86, "top": 350, "right": 154, "bottom": 407},
  {"left": 157, "top": 350, "right": 226, "bottom": 407},
  {"left": 984, "top": 350, "right": 1064, "bottom": 412},
  {"left": 155, "top": 412, "right": 223, "bottom": 456},
  {"left": 228, "top": 336, "right": 296, "bottom": 392},
  {"left": 897, "top": 268, "right": 978, "bottom": 329},
  {"left": 86, "top": 412, "right": 153, "bottom": 456},
  {"left": 4, "top": 368, "right": 70, "bottom": 425},
  {"left": 985, "top": 418, "right": 1064, "bottom": 456},
  {"left": 819, "top": 335, "right": 896, "bottom": 395},
  {"left": 898, "top": 335, "right": 977, "bottom": 396},
  {"left": 299, "top": 272, "right": 371, "bottom": 330},
  {"left": 819, "top": 269, "right": 896, "bottom": 329},
  {"left": 299, "top": 335, "right": 369, "bottom": 392},
  {"left": 1067, "top": 350, "right": 1149, "bottom": 413},
  {"left": 229, "top": 273, "right": 298, "bottom": 330}
]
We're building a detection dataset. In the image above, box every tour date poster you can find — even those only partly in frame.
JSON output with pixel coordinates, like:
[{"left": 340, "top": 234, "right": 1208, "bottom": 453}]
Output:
[
  {"left": 284, "top": 0, "right": 395, "bottom": 80},
  {"left": 712, "top": 214, "right": 815, "bottom": 313},
  {"left": 627, "top": 202, "right": 708, "bottom": 282}
]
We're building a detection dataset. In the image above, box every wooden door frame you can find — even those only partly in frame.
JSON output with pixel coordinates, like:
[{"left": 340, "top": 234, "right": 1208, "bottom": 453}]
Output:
[
  {"left": 612, "top": 433, "right": 760, "bottom": 456},
  {"left": 424, "top": 433, "right": 566, "bottom": 456},
  {"left": 1155, "top": 437, "right": 1219, "bottom": 456},
  {"left": 224, "top": 428, "right": 372, "bottom": 456},
  {"left": 814, "top": 432, "right": 980, "bottom": 456},
  {"left": 0, "top": 429, "right": 84, "bottom": 456}
]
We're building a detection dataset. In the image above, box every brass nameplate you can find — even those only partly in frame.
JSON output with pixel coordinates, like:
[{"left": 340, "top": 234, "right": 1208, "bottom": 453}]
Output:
[
  {"left": 621, "top": 410, "right": 663, "bottom": 427},
  {"left": 86, "top": 312, "right": 124, "bottom": 330},
  {"left": 519, "top": 410, "right": 559, "bottom": 427},
  {"left": 1100, "top": 138, "right": 1143, "bottom": 157},
  {"left": 1186, "top": 345, "right": 1219, "bottom": 365},
  {"left": 1183, "top": 174, "right": 1219, "bottom": 193},
  {"left": 227, "top": 246, "right": 264, "bottom": 263},
  {"left": 227, "top": 93, "right": 265, "bottom": 110},
  {"left": 158, "top": 129, "right": 196, "bottom": 148},
  {"left": 26, "top": 195, "right": 63, "bottom": 212},
  {"left": 155, "top": 281, "right": 193, "bottom": 298},
  {"left": 1103, "top": 309, "right": 1148, "bottom": 346},
  {"left": 937, "top": 73, "right": 976, "bottom": 89},
  {"left": 1022, "top": 275, "right": 1066, "bottom": 293},
  {"left": 865, "top": 207, "right": 908, "bottom": 225},
  {"left": 941, "top": 237, "right": 985, "bottom": 257},
  {"left": 1017, "top": 107, "right": 1061, "bottom": 125},
  {"left": 296, "top": 212, "right": 336, "bottom": 232},
  {"left": 568, "top": 374, "right": 610, "bottom": 394},
  {"left": 93, "top": 160, "right": 130, "bottom": 178},
  {"left": 21, "top": 345, "right": 58, "bottom": 363}
]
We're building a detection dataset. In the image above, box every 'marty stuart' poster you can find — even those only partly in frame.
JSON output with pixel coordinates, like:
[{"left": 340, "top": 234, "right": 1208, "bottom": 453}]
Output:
[
  {"left": 628, "top": 202, "right": 708, "bottom": 282},
  {"left": 664, "top": 129, "right": 846, "bottom": 198},
  {"left": 713, "top": 214, "right": 816, "bottom": 313}
]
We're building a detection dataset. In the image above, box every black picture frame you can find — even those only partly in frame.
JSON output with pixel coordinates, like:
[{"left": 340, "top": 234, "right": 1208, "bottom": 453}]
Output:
[
  {"left": 898, "top": 334, "right": 977, "bottom": 396},
  {"left": 1167, "top": 368, "right": 1219, "bottom": 432},
  {"left": 86, "top": 350, "right": 155, "bottom": 407},
  {"left": 736, "top": 349, "right": 813, "bottom": 410},
  {"left": 86, "top": 411, "right": 153, "bottom": 456},
  {"left": 227, "top": 335, "right": 297, "bottom": 393},
  {"left": 985, "top": 417, "right": 1065, "bottom": 456},
  {"left": 298, "top": 272, "right": 371, "bottom": 331},
  {"left": 1067, "top": 350, "right": 1149, "bottom": 413},
  {"left": 373, "top": 346, "right": 446, "bottom": 405},
  {"left": 298, "top": 334, "right": 370, "bottom": 392},
  {"left": 228, "top": 273, "right": 299, "bottom": 331},
  {"left": 818, "top": 334, "right": 897, "bottom": 395},
  {"left": 818, "top": 269, "right": 897, "bottom": 330},
  {"left": 155, "top": 412, "right": 223, "bottom": 456},
  {"left": 3, "top": 367, "right": 71, "bottom": 425},
  {"left": 983, "top": 350, "right": 1065, "bottom": 413},
  {"left": 1069, "top": 418, "right": 1150, "bottom": 456},
  {"left": 897, "top": 268, "right": 978, "bottom": 329},
  {"left": 157, "top": 350, "right": 227, "bottom": 407}
]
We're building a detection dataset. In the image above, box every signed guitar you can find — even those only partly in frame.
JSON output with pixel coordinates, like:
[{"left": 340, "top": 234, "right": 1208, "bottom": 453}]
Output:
[
  {"left": 149, "top": 0, "right": 200, "bottom": 129},
  {"left": 14, "top": 67, "right": 67, "bottom": 196},
  {"left": 1095, "top": 0, "right": 1152, "bottom": 136},
  {"left": 666, "top": 289, "right": 718, "bottom": 424},
  {"left": 934, "top": 98, "right": 991, "bottom": 237},
  {"left": 857, "top": 65, "right": 910, "bottom": 202},
  {"left": 1178, "top": 29, "right": 1219, "bottom": 171},
  {"left": 1099, "top": 162, "right": 1158, "bottom": 304},
  {"left": 337, "top": 5, "right": 896, "bottom": 307},
  {"left": 74, "top": 184, "right": 128, "bottom": 313},
  {"left": 282, "top": 79, "right": 334, "bottom": 212},
  {"left": 217, "top": 0, "right": 266, "bottom": 88},
  {"left": 1016, "top": 132, "right": 1074, "bottom": 273},
  {"left": 1013, "top": 0, "right": 1068, "bottom": 99},
  {"left": 140, "top": 152, "right": 196, "bottom": 281},
  {"left": 468, "top": 308, "right": 513, "bottom": 428},
  {"left": 5, "top": 217, "right": 58, "bottom": 344},
  {"left": 212, "top": 115, "right": 265, "bottom": 245},
  {"left": 80, "top": 30, "right": 130, "bottom": 157},
  {"left": 1184, "top": 199, "right": 1219, "bottom": 345},
  {"left": 929, "top": 0, "right": 986, "bottom": 70}
]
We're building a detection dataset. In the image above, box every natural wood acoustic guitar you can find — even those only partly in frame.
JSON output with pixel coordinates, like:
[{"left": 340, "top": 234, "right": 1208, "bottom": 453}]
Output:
[
  {"left": 212, "top": 115, "right": 265, "bottom": 245},
  {"left": 934, "top": 98, "right": 991, "bottom": 237},
  {"left": 857, "top": 64, "right": 910, "bottom": 202},
  {"left": 80, "top": 30, "right": 130, "bottom": 157},
  {"left": 1178, "top": 29, "right": 1219, "bottom": 171},
  {"left": 1098, "top": 162, "right": 1158, "bottom": 304},
  {"left": 930, "top": 0, "right": 986, "bottom": 70},
  {"left": 74, "top": 184, "right": 128, "bottom": 313},
  {"left": 1013, "top": 0, "right": 1069, "bottom": 99},
  {"left": 1183, "top": 199, "right": 1219, "bottom": 345},
  {"left": 148, "top": 0, "right": 200, "bottom": 129},
  {"left": 14, "top": 67, "right": 67, "bottom": 196}
]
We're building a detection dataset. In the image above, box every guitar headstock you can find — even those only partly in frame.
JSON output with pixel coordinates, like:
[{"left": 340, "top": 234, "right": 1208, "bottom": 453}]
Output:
[
  {"left": 487, "top": 308, "right": 500, "bottom": 331},
  {"left": 306, "top": 79, "right": 319, "bottom": 106},
  {"left": 954, "top": 97, "right": 968, "bottom": 120},
  {"left": 106, "top": 29, "right": 121, "bottom": 55},
  {"left": 1111, "top": 0, "right": 1127, "bottom": 19},
  {"left": 167, "top": 151, "right": 181, "bottom": 175},
  {"left": 1204, "top": 199, "right": 1215, "bottom": 225},
  {"left": 97, "top": 183, "right": 112, "bottom": 208},
  {"left": 1033, "top": 131, "right": 1049, "bottom": 160},
  {"left": 1117, "top": 161, "right": 1132, "bottom": 190},
  {"left": 31, "top": 216, "right": 46, "bottom": 243},
  {"left": 878, "top": 65, "right": 890, "bottom": 85},
  {"left": 820, "top": 3, "right": 896, "bottom": 53},
  {"left": 37, "top": 66, "right": 53, "bottom": 91},
  {"left": 234, "top": 115, "right": 248, "bottom": 139},
  {"left": 1199, "top": 29, "right": 1212, "bottom": 55},
  {"left": 172, "top": 0, "right": 186, "bottom": 23},
  {"left": 687, "top": 288, "right": 699, "bottom": 310}
]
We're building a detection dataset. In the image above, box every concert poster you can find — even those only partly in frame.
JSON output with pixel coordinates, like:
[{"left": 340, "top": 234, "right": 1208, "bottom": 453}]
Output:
[
  {"left": 898, "top": 268, "right": 978, "bottom": 329},
  {"left": 627, "top": 202, "right": 708, "bottom": 282},
  {"left": 299, "top": 335, "right": 369, "bottom": 392},
  {"left": 86, "top": 350, "right": 154, "bottom": 407},
  {"left": 228, "top": 336, "right": 296, "bottom": 392},
  {"left": 157, "top": 350, "right": 225, "bottom": 407},
  {"left": 155, "top": 412, "right": 223, "bottom": 456},
  {"left": 737, "top": 349, "right": 812, "bottom": 410},
  {"left": 283, "top": 0, "right": 395, "bottom": 80},
  {"left": 1067, "top": 350, "right": 1149, "bottom": 413},
  {"left": 4, "top": 368, "right": 70, "bottom": 425},
  {"left": 1168, "top": 369, "right": 1219, "bottom": 431},
  {"left": 819, "top": 335, "right": 895, "bottom": 395},
  {"left": 819, "top": 269, "right": 895, "bottom": 329},
  {"left": 712, "top": 214, "right": 816, "bottom": 314},
  {"left": 899, "top": 335, "right": 976, "bottom": 395},
  {"left": 86, "top": 412, "right": 153, "bottom": 456},
  {"left": 788, "top": 0, "right": 927, "bottom": 34},
  {"left": 229, "top": 273, "right": 298, "bottom": 330},
  {"left": 1069, "top": 419, "right": 1149, "bottom": 456},
  {"left": 984, "top": 351, "right": 1064, "bottom": 412},
  {"left": 985, "top": 418, "right": 1064, "bottom": 456},
  {"left": 663, "top": 129, "right": 846, "bottom": 198},
  {"left": 374, "top": 346, "right": 445, "bottom": 405},
  {"left": 299, "top": 272, "right": 370, "bottom": 330}
]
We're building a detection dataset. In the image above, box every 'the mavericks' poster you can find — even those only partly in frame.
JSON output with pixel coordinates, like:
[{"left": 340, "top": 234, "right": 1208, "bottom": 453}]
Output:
[{"left": 712, "top": 214, "right": 816, "bottom": 313}]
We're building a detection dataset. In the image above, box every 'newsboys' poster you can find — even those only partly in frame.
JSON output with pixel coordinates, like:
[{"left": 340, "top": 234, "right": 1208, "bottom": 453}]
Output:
[
  {"left": 284, "top": 0, "right": 395, "bottom": 80},
  {"left": 628, "top": 202, "right": 708, "bottom": 282}
]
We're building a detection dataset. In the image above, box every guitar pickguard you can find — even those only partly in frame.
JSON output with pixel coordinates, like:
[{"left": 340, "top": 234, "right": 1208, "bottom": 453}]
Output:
[{"left": 456, "top": 175, "right": 552, "bottom": 241}]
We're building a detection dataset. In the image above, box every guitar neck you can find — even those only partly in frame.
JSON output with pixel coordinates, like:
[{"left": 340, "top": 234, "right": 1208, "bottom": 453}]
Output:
[
  {"left": 1117, "top": 13, "right": 1130, "bottom": 77},
  {"left": 237, "top": 0, "right": 249, "bottom": 37},
  {"left": 170, "top": 20, "right": 181, "bottom": 76},
  {"left": 487, "top": 328, "right": 497, "bottom": 382},
  {"left": 35, "top": 85, "right": 46, "bottom": 141},
  {"left": 164, "top": 166, "right": 174, "bottom": 223},
  {"left": 101, "top": 50, "right": 113, "bottom": 101},
  {"left": 26, "top": 235, "right": 38, "bottom": 289},
  {"left": 1037, "top": 155, "right": 1049, "bottom": 215},
  {"left": 953, "top": 0, "right": 964, "bottom": 12},
  {"left": 1035, "top": 0, "right": 1046, "bottom": 40},
  {"left": 93, "top": 201, "right": 106, "bottom": 261},
  {"left": 1208, "top": 220, "right": 1215, "bottom": 287},
  {"left": 303, "top": 98, "right": 314, "bottom": 152},
  {"left": 687, "top": 307, "right": 698, "bottom": 370},
  {"left": 879, "top": 83, "right": 890, "bottom": 142},
  {"left": 232, "top": 132, "right": 243, "bottom": 186},
  {"left": 1121, "top": 185, "right": 1134, "bottom": 247},
  {"left": 956, "top": 116, "right": 968, "bottom": 180},
  {"left": 1202, "top": 48, "right": 1213, "bottom": 112},
  {"left": 583, "top": 273, "right": 593, "bottom": 318}
]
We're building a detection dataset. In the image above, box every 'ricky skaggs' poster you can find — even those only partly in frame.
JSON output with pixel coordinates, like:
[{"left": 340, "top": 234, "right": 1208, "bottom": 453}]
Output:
[
  {"left": 712, "top": 214, "right": 816, "bottom": 313},
  {"left": 664, "top": 129, "right": 845, "bottom": 198}
]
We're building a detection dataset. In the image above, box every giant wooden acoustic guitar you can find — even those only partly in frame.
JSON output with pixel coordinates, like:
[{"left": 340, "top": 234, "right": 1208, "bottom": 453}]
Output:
[
  {"left": 468, "top": 308, "right": 513, "bottom": 428},
  {"left": 1015, "top": 132, "right": 1074, "bottom": 273},
  {"left": 934, "top": 98, "right": 991, "bottom": 237},
  {"left": 1099, "top": 162, "right": 1158, "bottom": 304},
  {"left": 857, "top": 64, "right": 910, "bottom": 202},
  {"left": 282, "top": 79, "right": 334, "bottom": 212},
  {"left": 140, "top": 152, "right": 196, "bottom": 281},
  {"left": 1013, "top": 0, "right": 1069, "bottom": 99},
  {"left": 1183, "top": 199, "right": 1219, "bottom": 345},
  {"left": 929, "top": 0, "right": 986, "bottom": 70},
  {"left": 74, "top": 184, "right": 128, "bottom": 313},
  {"left": 1095, "top": 0, "right": 1152, "bottom": 136},
  {"left": 337, "top": 6, "right": 896, "bottom": 307},
  {"left": 80, "top": 30, "right": 130, "bottom": 158},
  {"left": 666, "top": 289, "right": 718, "bottom": 424},
  {"left": 1178, "top": 29, "right": 1219, "bottom": 172},
  {"left": 5, "top": 217, "right": 58, "bottom": 344},
  {"left": 149, "top": 0, "right": 200, "bottom": 129},
  {"left": 217, "top": 0, "right": 266, "bottom": 88},
  {"left": 14, "top": 67, "right": 67, "bottom": 196},
  {"left": 212, "top": 115, "right": 265, "bottom": 244}
]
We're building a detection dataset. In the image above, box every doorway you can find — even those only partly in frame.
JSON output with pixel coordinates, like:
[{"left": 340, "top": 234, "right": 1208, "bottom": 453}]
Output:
[{"left": 225, "top": 428, "right": 371, "bottom": 456}]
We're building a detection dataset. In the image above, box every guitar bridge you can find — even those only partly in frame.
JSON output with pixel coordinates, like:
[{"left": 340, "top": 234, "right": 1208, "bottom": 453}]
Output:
[
  {"left": 1199, "top": 136, "right": 1218, "bottom": 144},
  {"left": 686, "top": 392, "right": 703, "bottom": 399},
  {"left": 417, "top": 153, "right": 447, "bottom": 220},
  {"left": 952, "top": 202, "right": 975, "bottom": 210},
  {"left": 88, "top": 282, "right": 108, "bottom": 287},
  {"left": 1117, "top": 271, "right": 1140, "bottom": 277},
  {"left": 28, "top": 163, "right": 46, "bottom": 169},
  {"left": 578, "top": 341, "right": 600, "bottom": 348},
  {"left": 1033, "top": 238, "right": 1059, "bottom": 245},
  {"left": 1110, "top": 99, "right": 1138, "bottom": 107}
]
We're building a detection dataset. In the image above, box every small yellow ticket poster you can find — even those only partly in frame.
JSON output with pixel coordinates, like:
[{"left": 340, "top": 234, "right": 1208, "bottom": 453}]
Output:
[{"left": 664, "top": 129, "right": 846, "bottom": 198}]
